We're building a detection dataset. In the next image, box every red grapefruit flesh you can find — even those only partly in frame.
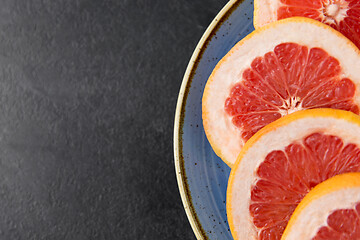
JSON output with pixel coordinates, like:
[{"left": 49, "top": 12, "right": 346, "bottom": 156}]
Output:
[
  {"left": 277, "top": 0, "right": 360, "bottom": 49},
  {"left": 203, "top": 18, "right": 360, "bottom": 167},
  {"left": 250, "top": 132, "right": 360, "bottom": 239},
  {"left": 224, "top": 42, "right": 358, "bottom": 142},
  {"left": 281, "top": 172, "right": 360, "bottom": 239},
  {"left": 313, "top": 202, "right": 360, "bottom": 239}
]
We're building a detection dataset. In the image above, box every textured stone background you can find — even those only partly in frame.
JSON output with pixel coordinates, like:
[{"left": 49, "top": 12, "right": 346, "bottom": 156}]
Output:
[{"left": 0, "top": 0, "right": 228, "bottom": 239}]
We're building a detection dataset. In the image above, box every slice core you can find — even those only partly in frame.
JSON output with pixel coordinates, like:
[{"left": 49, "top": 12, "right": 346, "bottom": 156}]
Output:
[{"left": 323, "top": 1, "right": 348, "bottom": 23}]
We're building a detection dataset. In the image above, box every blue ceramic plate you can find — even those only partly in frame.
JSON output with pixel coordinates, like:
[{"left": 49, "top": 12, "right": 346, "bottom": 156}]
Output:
[{"left": 174, "top": 0, "right": 255, "bottom": 239}]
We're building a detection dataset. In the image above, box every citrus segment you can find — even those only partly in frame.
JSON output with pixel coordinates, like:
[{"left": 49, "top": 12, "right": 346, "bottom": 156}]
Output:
[
  {"left": 281, "top": 173, "right": 360, "bottom": 239},
  {"left": 254, "top": 0, "right": 360, "bottom": 49},
  {"left": 251, "top": 132, "right": 360, "bottom": 239},
  {"left": 227, "top": 109, "right": 360, "bottom": 240},
  {"left": 313, "top": 205, "right": 360, "bottom": 239},
  {"left": 224, "top": 42, "right": 359, "bottom": 142},
  {"left": 203, "top": 18, "right": 360, "bottom": 167}
]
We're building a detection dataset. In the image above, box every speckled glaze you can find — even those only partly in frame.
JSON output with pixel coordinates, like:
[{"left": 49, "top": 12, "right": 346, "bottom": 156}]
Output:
[{"left": 174, "top": 0, "right": 255, "bottom": 239}]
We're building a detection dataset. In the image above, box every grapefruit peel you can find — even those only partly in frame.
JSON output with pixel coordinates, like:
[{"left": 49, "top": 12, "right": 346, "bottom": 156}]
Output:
[
  {"left": 203, "top": 17, "right": 360, "bottom": 167},
  {"left": 227, "top": 108, "right": 360, "bottom": 240}
]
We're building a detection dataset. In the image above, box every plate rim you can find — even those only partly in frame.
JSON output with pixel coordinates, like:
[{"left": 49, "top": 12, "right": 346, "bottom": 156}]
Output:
[{"left": 173, "top": 0, "right": 242, "bottom": 239}]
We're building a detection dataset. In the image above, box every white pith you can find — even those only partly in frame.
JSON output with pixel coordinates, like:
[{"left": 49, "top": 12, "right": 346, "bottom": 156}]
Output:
[
  {"left": 203, "top": 18, "right": 360, "bottom": 167},
  {"left": 254, "top": 0, "right": 279, "bottom": 28},
  {"left": 283, "top": 187, "right": 360, "bottom": 239},
  {"left": 254, "top": 0, "right": 349, "bottom": 28},
  {"left": 227, "top": 115, "right": 360, "bottom": 239}
]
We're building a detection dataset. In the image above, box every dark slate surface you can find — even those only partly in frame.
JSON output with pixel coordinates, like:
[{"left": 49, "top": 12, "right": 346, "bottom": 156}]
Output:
[{"left": 0, "top": 0, "right": 228, "bottom": 239}]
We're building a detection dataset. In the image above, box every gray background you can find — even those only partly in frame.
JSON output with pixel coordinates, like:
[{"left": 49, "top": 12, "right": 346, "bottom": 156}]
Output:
[{"left": 0, "top": 0, "right": 228, "bottom": 239}]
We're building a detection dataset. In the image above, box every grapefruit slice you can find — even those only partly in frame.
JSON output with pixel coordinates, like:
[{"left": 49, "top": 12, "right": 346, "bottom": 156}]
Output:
[
  {"left": 254, "top": 0, "right": 360, "bottom": 50},
  {"left": 202, "top": 17, "right": 360, "bottom": 167},
  {"left": 227, "top": 109, "right": 360, "bottom": 240},
  {"left": 282, "top": 173, "right": 360, "bottom": 240}
]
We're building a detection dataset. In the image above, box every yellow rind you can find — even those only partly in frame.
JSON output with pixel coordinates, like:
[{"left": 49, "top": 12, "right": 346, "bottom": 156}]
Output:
[
  {"left": 202, "top": 17, "right": 360, "bottom": 168},
  {"left": 281, "top": 172, "right": 360, "bottom": 239},
  {"left": 227, "top": 108, "right": 360, "bottom": 240}
]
